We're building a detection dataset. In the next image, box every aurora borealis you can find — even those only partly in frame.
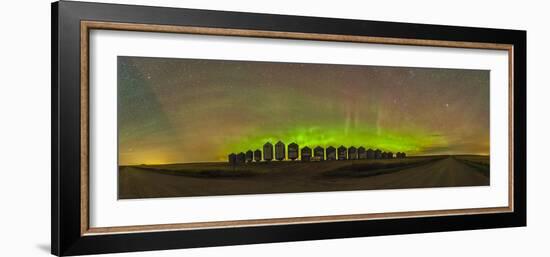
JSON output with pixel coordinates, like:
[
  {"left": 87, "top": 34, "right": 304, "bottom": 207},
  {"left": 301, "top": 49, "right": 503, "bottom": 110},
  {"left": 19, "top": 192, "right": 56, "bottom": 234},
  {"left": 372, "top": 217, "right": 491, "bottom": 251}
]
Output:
[{"left": 118, "top": 56, "right": 489, "bottom": 165}]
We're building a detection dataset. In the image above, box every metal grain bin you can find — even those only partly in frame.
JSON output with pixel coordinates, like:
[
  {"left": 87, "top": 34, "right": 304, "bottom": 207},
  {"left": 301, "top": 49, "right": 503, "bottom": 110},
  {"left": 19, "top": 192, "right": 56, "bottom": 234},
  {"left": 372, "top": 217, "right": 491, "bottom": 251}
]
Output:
[
  {"left": 337, "top": 146, "right": 347, "bottom": 160},
  {"left": 263, "top": 142, "right": 273, "bottom": 161},
  {"left": 358, "top": 146, "right": 366, "bottom": 159},
  {"left": 254, "top": 149, "right": 262, "bottom": 162},
  {"left": 236, "top": 152, "right": 246, "bottom": 164},
  {"left": 288, "top": 142, "right": 299, "bottom": 160},
  {"left": 374, "top": 149, "right": 382, "bottom": 159},
  {"left": 301, "top": 146, "right": 312, "bottom": 161},
  {"left": 326, "top": 146, "right": 336, "bottom": 160},
  {"left": 275, "top": 141, "right": 286, "bottom": 161},
  {"left": 245, "top": 150, "right": 253, "bottom": 163},
  {"left": 314, "top": 146, "right": 324, "bottom": 161},
  {"left": 348, "top": 146, "right": 358, "bottom": 160},
  {"left": 366, "top": 148, "right": 375, "bottom": 159},
  {"left": 228, "top": 153, "right": 236, "bottom": 165}
]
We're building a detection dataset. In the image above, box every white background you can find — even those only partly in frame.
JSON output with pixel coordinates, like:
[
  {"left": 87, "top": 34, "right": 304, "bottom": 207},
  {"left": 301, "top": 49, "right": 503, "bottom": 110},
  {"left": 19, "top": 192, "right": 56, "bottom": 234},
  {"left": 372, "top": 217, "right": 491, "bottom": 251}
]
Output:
[
  {"left": 90, "top": 30, "right": 509, "bottom": 227},
  {"left": 0, "top": 0, "right": 548, "bottom": 256}
]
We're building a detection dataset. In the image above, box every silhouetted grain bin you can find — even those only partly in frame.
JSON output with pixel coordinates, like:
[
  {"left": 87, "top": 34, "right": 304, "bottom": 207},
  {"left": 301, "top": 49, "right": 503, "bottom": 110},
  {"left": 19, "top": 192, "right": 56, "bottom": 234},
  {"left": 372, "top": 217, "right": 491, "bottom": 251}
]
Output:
[
  {"left": 358, "top": 146, "right": 366, "bottom": 159},
  {"left": 228, "top": 153, "right": 236, "bottom": 165},
  {"left": 374, "top": 149, "right": 382, "bottom": 159},
  {"left": 367, "top": 148, "right": 375, "bottom": 159},
  {"left": 275, "top": 141, "right": 286, "bottom": 161},
  {"left": 263, "top": 142, "right": 273, "bottom": 161},
  {"left": 237, "top": 152, "right": 246, "bottom": 164},
  {"left": 254, "top": 149, "right": 262, "bottom": 162},
  {"left": 338, "top": 146, "right": 347, "bottom": 160},
  {"left": 381, "top": 152, "right": 388, "bottom": 159},
  {"left": 326, "top": 146, "right": 336, "bottom": 160},
  {"left": 301, "top": 146, "right": 312, "bottom": 161},
  {"left": 245, "top": 150, "right": 253, "bottom": 163},
  {"left": 314, "top": 146, "right": 324, "bottom": 161},
  {"left": 396, "top": 152, "right": 405, "bottom": 159},
  {"left": 402, "top": 152, "right": 407, "bottom": 158},
  {"left": 387, "top": 152, "right": 393, "bottom": 159},
  {"left": 288, "top": 142, "right": 299, "bottom": 160},
  {"left": 348, "top": 146, "right": 358, "bottom": 160}
]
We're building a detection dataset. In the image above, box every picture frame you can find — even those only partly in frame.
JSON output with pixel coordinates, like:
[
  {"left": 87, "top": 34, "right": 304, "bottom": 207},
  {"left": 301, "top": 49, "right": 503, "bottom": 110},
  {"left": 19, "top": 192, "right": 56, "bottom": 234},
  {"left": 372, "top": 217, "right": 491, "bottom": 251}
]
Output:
[{"left": 51, "top": 1, "right": 526, "bottom": 256}]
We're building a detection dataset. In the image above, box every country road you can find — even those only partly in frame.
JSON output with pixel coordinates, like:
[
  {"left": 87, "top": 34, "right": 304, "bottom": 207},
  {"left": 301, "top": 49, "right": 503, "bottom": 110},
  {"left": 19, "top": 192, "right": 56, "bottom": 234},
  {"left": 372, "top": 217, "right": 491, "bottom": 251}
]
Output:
[
  {"left": 351, "top": 156, "right": 489, "bottom": 189},
  {"left": 119, "top": 156, "right": 489, "bottom": 199}
]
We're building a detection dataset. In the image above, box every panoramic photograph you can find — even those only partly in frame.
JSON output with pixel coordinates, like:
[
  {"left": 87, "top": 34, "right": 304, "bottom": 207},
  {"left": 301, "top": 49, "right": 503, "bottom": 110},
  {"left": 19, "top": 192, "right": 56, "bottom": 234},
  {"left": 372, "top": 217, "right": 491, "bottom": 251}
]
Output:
[{"left": 117, "top": 56, "right": 490, "bottom": 199}]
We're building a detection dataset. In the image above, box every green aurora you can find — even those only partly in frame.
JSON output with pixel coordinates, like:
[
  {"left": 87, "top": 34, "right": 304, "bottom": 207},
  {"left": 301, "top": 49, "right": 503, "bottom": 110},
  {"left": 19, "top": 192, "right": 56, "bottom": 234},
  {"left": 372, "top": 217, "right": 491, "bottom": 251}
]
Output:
[{"left": 118, "top": 57, "right": 489, "bottom": 165}]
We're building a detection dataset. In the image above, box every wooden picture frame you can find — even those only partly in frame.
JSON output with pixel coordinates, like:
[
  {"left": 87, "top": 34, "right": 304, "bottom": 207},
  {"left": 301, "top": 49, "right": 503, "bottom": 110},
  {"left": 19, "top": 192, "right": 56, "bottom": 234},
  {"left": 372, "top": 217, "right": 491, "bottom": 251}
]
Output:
[{"left": 52, "top": 1, "right": 526, "bottom": 256}]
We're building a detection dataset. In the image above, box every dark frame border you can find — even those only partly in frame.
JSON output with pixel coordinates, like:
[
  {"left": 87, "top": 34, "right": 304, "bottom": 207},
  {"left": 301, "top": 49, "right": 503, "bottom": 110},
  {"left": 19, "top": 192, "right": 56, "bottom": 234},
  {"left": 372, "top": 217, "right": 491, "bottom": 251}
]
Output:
[
  {"left": 52, "top": 1, "right": 526, "bottom": 256},
  {"left": 79, "top": 20, "right": 515, "bottom": 236}
]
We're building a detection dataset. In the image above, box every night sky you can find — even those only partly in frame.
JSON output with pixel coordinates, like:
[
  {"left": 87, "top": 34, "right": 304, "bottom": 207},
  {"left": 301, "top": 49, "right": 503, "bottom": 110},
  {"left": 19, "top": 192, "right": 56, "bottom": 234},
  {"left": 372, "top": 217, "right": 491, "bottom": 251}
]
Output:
[{"left": 118, "top": 56, "right": 489, "bottom": 165}]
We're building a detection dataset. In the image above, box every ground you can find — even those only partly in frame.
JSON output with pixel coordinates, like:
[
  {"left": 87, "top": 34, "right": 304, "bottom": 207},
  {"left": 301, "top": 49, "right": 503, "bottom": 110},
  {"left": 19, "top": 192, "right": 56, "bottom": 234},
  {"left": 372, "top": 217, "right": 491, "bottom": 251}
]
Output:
[{"left": 118, "top": 155, "right": 489, "bottom": 199}]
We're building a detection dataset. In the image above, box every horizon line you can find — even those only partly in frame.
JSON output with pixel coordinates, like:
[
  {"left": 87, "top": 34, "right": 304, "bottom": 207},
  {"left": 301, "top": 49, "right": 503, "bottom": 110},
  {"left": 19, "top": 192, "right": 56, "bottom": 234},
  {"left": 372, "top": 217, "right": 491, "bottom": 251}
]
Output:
[{"left": 120, "top": 154, "right": 490, "bottom": 166}]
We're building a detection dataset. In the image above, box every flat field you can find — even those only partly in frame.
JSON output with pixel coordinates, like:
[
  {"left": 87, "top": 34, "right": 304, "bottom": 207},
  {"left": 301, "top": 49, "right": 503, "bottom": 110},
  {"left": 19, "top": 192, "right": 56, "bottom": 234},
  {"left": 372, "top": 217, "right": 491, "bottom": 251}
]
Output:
[{"left": 118, "top": 155, "right": 489, "bottom": 199}]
